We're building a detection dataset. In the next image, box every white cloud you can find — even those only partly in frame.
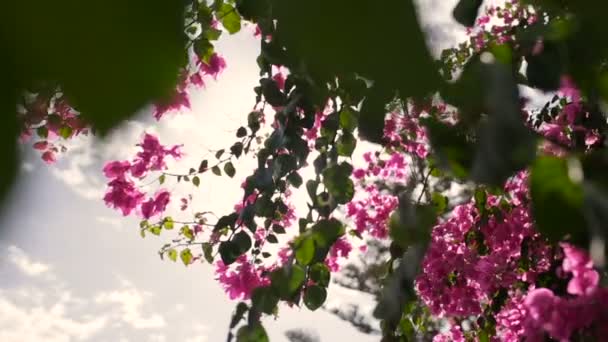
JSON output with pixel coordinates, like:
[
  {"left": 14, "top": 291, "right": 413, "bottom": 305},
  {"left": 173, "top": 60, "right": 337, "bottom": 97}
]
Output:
[
  {"left": 184, "top": 324, "right": 209, "bottom": 342},
  {"left": 7, "top": 245, "right": 50, "bottom": 277},
  {"left": 0, "top": 288, "right": 107, "bottom": 342},
  {"left": 95, "top": 280, "right": 166, "bottom": 329}
]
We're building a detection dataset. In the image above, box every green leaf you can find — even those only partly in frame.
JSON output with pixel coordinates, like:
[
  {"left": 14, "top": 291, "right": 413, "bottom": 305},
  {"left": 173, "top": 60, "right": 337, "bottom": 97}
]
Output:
[
  {"left": 474, "top": 188, "right": 487, "bottom": 216},
  {"left": 389, "top": 203, "right": 436, "bottom": 249},
  {"left": 219, "top": 241, "right": 241, "bottom": 265},
  {"left": 163, "top": 217, "right": 174, "bottom": 230},
  {"left": 58, "top": 126, "right": 72, "bottom": 139},
  {"left": 453, "top": 0, "right": 483, "bottom": 27},
  {"left": 192, "top": 176, "right": 200, "bottom": 187},
  {"left": 202, "top": 243, "right": 214, "bottom": 263},
  {"left": 311, "top": 218, "right": 345, "bottom": 248},
  {"left": 204, "top": 27, "right": 223, "bottom": 41},
  {"left": 286, "top": 172, "right": 303, "bottom": 188},
  {"left": 198, "top": 160, "right": 209, "bottom": 173},
  {"left": 339, "top": 108, "right": 359, "bottom": 132},
  {"left": 251, "top": 287, "right": 279, "bottom": 314},
  {"left": 215, "top": 149, "right": 225, "bottom": 159},
  {"left": 167, "top": 249, "right": 177, "bottom": 262},
  {"left": 236, "top": 126, "right": 248, "bottom": 138},
  {"left": 18, "top": 0, "right": 186, "bottom": 133},
  {"left": 212, "top": 165, "right": 222, "bottom": 176},
  {"left": 233, "top": 231, "right": 252, "bottom": 253},
  {"left": 294, "top": 235, "right": 315, "bottom": 265},
  {"left": 159, "top": 174, "right": 166, "bottom": 185},
  {"left": 288, "top": 264, "right": 306, "bottom": 294},
  {"left": 303, "top": 285, "right": 327, "bottom": 311},
  {"left": 180, "top": 248, "right": 193, "bottom": 266},
  {"left": 149, "top": 226, "right": 162, "bottom": 236},
  {"left": 306, "top": 180, "right": 319, "bottom": 202},
  {"left": 181, "top": 226, "right": 194, "bottom": 241},
  {"left": 322, "top": 162, "right": 354, "bottom": 204},
  {"left": 224, "top": 162, "right": 236, "bottom": 178},
  {"left": 531, "top": 157, "right": 586, "bottom": 243},
  {"left": 431, "top": 192, "right": 448, "bottom": 214},
  {"left": 310, "top": 263, "right": 330, "bottom": 287},
  {"left": 266, "top": 234, "right": 278, "bottom": 244},
  {"left": 231, "top": 142, "right": 244, "bottom": 158},
  {"left": 337, "top": 131, "right": 357, "bottom": 157},
  {"left": 218, "top": 3, "right": 242, "bottom": 34},
  {"left": 236, "top": 323, "right": 269, "bottom": 342},
  {"left": 230, "top": 302, "right": 249, "bottom": 329}
]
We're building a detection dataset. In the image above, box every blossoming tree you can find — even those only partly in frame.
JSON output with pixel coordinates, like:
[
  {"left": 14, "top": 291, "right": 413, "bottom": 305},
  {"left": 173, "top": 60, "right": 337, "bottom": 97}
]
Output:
[{"left": 6, "top": 0, "right": 608, "bottom": 340}]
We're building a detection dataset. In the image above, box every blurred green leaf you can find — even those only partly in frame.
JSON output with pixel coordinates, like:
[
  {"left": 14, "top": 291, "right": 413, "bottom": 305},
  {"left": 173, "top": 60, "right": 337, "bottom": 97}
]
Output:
[{"left": 531, "top": 157, "right": 586, "bottom": 243}]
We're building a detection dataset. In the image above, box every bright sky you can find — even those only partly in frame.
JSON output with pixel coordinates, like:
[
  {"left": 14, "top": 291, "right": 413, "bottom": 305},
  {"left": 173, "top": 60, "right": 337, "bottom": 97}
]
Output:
[{"left": 0, "top": 1, "right": 470, "bottom": 341}]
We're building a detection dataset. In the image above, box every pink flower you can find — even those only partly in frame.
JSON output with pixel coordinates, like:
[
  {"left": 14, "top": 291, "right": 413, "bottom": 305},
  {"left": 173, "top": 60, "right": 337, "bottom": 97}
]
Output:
[
  {"left": 41, "top": 151, "right": 56, "bottom": 164},
  {"left": 140, "top": 190, "right": 171, "bottom": 219},
  {"left": 585, "top": 130, "right": 601, "bottom": 146},
  {"left": 103, "top": 178, "right": 145, "bottom": 216},
  {"left": 200, "top": 53, "right": 226, "bottom": 79},
  {"left": 215, "top": 256, "right": 269, "bottom": 300},
  {"left": 103, "top": 160, "right": 131, "bottom": 179},
  {"left": 33, "top": 141, "right": 48, "bottom": 151},
  {"left": 189, "top": 73, "right": 205, "bottom": 87}
]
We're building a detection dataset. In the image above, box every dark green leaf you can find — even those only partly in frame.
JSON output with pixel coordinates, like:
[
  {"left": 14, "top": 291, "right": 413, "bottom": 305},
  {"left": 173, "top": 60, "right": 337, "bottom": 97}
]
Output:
[
  {"left": 236, "top": 323, "right": 269, "bottom": 342},
  {"left": 337, "top": 131, "right": 357, "bottom": 157},
  {"left": 453, "top": 0, "right": 483, "bottom": 27},
  {"left": 251, "top": 287, "right": 279, "bottom": 314},
  {"left": 199, "top": 159, "right": 209, "bottom": 173},
  {"left": 230, "top": 302, "right": 249, "bottom": 329},
  {"left": 224, "top": 162, "right": 236, "bottom": 178},
  {"left": 339, "top": 108, "right": 359, "bottom": 132},
  {"left": 286, "top": 172, "right": 303, "bottom": 188},
  {"left": 219, "top": 241, "right": 242, "bottom": 265},
  {"left": 310, "top": 263, "right": 330, "bottom": 287},
  {"left": 303, "top": 285, "right": 327, "bottom": 311},
  {"left": 236, "top": 126, "right": 248, "bottom": 138},
  {"left": 322, "top": 162, "right": 354, "bottom": 204},
  {"left": 202, "top": 243, "right": 214, "bottom": 263},
  {"left": 212, "top": 165, "right": 222, "bottom": 176},
  {"left": 531, "top": 157, "right": 586, "bottom": 243},
  {"left": 233, "top": 231, "right": 252, "bottom": 253}
]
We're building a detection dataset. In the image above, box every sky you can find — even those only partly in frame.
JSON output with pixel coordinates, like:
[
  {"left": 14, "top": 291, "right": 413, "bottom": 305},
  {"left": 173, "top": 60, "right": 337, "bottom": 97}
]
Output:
[{"left": 0, "top": 1, "right": 469, "bottom": 341}]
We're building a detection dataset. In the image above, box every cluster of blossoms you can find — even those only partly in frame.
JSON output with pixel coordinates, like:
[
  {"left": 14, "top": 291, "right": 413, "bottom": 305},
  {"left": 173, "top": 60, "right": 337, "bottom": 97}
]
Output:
[
  {"left": 153, "top": 52, "right": 226, "bottom": 120},
  {"left": 19, "top": 93, "right": 88, "bottom": 163},
  {"left": 425, "top": 175, "right": 608, "bottom": 341},
  {"left": 494, "top": 243, "right": 608, "bottom": 341},
  {"left": 416, "top": 172, "right": 551, "bottom": 317},
  {"left": 530, "top": 76, "right": 603, "bottom": 156},
  {"left": 215, "top": 255, "right": 272, "bottom": 300},
  {"left": 103, "top": 133, "right": 181, "bottom": 217},
  {"left": 467, "top": 0, "right": 537, "bottom": 51}
]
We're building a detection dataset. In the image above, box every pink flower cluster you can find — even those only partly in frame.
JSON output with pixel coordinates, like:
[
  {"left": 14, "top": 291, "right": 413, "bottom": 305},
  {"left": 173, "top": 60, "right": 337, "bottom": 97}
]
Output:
[
  {"left": 19, "top": 95, "right": 88, "bottom": 163},
  {"left": 153, "top": 53, "right": 226, "bottom": 120},
  {"left": 466, "top": 1, "right": 536, "bottom": 51},
  {"left": 416, "top": 172, "right": 551, "bottom": 317},
  {"left": 537, "top": 76, "right": 602, "bottom": 155},
  {"left": 346, "top": 184, "right": 398, "bottom": 239},
  {"left": 326, "top": 237, "right": 353, "bottom": 272},
  {"left": 495, "top": 244, "right": 608, "bottom": 341},
  {"left": 383, "top": 105, "right": 431, "bottom": 160},
  {"left": 103, "top": 133, "right": 181, "bottom": 217},
  {"left": 215, "top": 255, "right": 271, "bottom": 300}
]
